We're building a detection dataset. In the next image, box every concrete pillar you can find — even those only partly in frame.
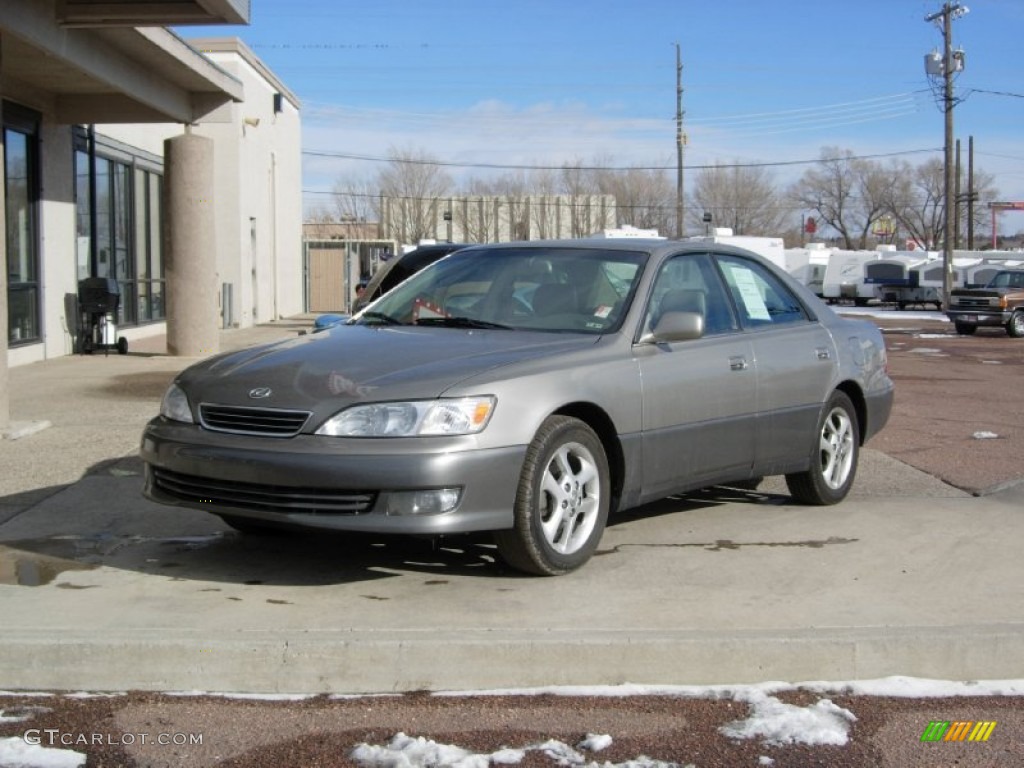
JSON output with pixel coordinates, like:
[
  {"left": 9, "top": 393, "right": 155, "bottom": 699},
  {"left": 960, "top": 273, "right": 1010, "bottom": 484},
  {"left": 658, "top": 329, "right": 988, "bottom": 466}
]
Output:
[
  {"left": 1, "top": 53, "right": 10, "bottom": 432},
  {"left": 163, "top": 130, "right": 219, "bottom": 357}
]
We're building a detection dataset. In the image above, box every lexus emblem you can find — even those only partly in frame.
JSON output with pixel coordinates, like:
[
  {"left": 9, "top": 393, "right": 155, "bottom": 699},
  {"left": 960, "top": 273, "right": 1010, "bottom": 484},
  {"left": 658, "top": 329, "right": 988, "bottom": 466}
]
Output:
[{"left": 248, "top": 387, "right": 273, "bottom": 399}]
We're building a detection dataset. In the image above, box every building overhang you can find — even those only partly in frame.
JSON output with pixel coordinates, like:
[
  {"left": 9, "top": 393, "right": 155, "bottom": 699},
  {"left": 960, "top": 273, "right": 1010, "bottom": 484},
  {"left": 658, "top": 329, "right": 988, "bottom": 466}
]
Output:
[
  {"left": 1, "top": 0, "right": 243, "bottom": 124},
  {"left": 56, "top": 0, "right": 249, "bottom": 27}
]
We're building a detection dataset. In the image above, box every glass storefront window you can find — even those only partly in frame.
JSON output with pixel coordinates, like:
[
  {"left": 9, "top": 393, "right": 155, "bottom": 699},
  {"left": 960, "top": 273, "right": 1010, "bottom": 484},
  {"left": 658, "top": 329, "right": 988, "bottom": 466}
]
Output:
[
  {"left": 95, "top": 157, "right": 111, "bottom": 279},
  {"left": 4, "top": 112, "right": 40, "bottom": 346},
  {"left": 75, "top": 149, "right": 91, "bottom": 282},
  {"left": 73, "top": 136, "right": 164, "bottom": 328}
]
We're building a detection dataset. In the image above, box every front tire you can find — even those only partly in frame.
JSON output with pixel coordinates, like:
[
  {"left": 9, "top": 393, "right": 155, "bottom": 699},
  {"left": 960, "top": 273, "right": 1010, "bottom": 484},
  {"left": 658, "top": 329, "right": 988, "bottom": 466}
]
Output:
[
  {"left": 786, "top": 391, "right": 859, "bottom": 505},
  {"left": 495, "top": 415, "right": 609, "bottom": 576},
  {"left": 1006, "top": 311, "right": 1024, "bottom": 338},
  {"left": 954, "top": 321, "right": 977, "bottom": 335}
]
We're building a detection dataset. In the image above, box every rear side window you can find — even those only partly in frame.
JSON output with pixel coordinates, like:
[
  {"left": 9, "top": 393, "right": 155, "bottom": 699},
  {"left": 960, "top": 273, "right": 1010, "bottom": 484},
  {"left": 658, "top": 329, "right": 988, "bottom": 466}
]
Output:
[{"left": 716, "top": 255, "right": 808, "bottom": 327}]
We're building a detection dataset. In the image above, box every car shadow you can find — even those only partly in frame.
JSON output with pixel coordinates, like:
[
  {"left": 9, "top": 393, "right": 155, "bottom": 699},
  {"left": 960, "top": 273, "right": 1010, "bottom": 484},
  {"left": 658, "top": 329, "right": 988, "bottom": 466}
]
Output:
[{"left": 0, "top": 456, "right": 789, "bottom": 587}]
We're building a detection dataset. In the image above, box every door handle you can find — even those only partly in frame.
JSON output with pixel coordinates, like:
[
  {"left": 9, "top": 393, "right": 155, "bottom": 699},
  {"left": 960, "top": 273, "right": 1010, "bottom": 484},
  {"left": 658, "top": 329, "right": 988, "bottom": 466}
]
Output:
[
  {"left": 729, "top": 356, "right": 749, "bottom": 371},
  {"left": 816, "top": 347, "right": 831, "bottom": 360}
]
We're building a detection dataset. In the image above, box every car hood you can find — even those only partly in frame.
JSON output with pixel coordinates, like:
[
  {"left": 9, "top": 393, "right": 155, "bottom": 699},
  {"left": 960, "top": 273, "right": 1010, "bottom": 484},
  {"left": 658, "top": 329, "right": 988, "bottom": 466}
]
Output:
[{"left": 177, "top": 324, "right": 599, "bottom": 421}]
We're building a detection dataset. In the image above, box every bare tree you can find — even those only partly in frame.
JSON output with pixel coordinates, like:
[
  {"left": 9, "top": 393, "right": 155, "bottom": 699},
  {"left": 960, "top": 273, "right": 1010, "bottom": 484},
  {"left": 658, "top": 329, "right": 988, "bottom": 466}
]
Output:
[
  {"left": 880, "top": 159, "right": 943, "bottom": 249},
  {"left": 691, "top": 163, "right": 789, "bottom": 236},
  {"left": 880, "top": 158, "right": 998, "bottom": 249},
  {"left": 594, "top": 164, "right": 674, "bottom": 234},
  {"left": 790, "top": 147, "right": 891, "bottom": 249},
  {"left": 454, "top": 196, "right": 502, "bottom": 243},
  {"left": 464, "top": 172, "right": 534, "bottom": 240},
  {"left": 560, "top": 160, "right": 600, "bottom": 236},
  {"left": 376, "top": 147, "right": 454, "bottom": 244},
  {"left": 330, "top": 174, "right": 378, "bottom": 225}
]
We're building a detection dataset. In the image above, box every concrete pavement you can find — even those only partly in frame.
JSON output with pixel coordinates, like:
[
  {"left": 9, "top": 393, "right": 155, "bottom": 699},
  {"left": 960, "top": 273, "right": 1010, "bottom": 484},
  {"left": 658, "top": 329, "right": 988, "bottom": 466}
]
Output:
[{"left": 1, "top": 318, "right": 1022, "bottom": 694}]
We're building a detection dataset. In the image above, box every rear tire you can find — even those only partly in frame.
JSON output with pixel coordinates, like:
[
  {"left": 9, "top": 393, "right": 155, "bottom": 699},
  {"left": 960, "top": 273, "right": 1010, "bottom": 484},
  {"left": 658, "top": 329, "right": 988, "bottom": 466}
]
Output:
[
  {"left": 495, "top": 415, "right": 609, "bottom": 576},
  {"left": 786, "top": 391, "right": 859, "bottom": 506}
]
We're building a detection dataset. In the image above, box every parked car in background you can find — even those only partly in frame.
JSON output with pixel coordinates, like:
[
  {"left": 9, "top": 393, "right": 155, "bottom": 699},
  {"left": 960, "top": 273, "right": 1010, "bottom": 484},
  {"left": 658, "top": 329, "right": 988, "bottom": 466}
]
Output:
[
  {"left": 352, "top": 242, "right": 473, "bottom": 312},
  {"left": 947, "top": 269, "right": 1024, "bottom": 337},
  {"left": 142, "top": 240, "right": 894, "bottom": 575}
]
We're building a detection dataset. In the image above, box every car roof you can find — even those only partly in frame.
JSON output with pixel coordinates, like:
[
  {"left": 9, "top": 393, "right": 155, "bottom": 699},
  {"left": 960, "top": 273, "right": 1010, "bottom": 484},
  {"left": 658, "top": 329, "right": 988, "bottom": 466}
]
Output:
[{"left": 458, "top": 238, "right": 768, "bottom": 260}]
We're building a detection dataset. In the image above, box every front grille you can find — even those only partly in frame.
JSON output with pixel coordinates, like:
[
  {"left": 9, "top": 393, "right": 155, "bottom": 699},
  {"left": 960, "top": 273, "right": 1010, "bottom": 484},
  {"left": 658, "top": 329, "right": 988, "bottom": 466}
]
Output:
[
  {"left": 954, "top": 297, "right": 998, "bottom": 310},
  {"left": 152, "top": 468, "right": 376, "bottom": 515},
  {"left": 199, "top": 403, "right": 311, "bottom": 437}
]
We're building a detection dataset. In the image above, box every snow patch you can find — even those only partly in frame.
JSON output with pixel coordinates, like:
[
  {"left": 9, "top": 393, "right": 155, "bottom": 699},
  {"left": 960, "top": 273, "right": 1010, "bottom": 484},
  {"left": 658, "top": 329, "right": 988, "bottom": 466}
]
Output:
[
  {"left": 0, "top": 737, "right": 86, "bottom": 768},
  {"left": 719, "top": 690, "right": 856, "bottom": 747},
  {"left": 973, "top": 431, "right": 1000, "bottom": 439},
  {"left": 350, "top": 732, "right": 685, "bottom": 768}
]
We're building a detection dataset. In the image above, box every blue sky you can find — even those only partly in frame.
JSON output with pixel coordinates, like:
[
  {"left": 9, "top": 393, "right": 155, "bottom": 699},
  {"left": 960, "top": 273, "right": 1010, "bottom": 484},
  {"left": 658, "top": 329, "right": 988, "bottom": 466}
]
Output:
[{"left": 181, "top": 0, "right": 1024, "bottom": 225}]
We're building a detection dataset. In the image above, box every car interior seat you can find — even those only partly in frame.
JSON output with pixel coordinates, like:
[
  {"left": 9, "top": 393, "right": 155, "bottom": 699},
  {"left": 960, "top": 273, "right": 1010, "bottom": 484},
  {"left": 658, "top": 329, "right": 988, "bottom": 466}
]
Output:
[{"left": 532, "top": 283, "right": 579, "bottom": 316}]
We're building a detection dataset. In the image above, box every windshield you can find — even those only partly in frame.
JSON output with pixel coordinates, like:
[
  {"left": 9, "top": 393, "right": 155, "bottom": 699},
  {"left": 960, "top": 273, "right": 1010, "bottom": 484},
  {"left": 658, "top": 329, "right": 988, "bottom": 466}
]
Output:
[
  {"left": 988, "top": 271, "right": 1024, "bottom": 290},
  {"left": 351, "top": 246, "right": 647, "bottom": 334}
]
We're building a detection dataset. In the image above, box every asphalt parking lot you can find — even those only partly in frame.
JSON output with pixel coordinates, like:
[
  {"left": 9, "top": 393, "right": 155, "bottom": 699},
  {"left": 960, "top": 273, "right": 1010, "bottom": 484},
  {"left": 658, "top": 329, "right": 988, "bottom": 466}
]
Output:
[{"left": 0, "top": 309, "right": 1022, "bottom": 767}]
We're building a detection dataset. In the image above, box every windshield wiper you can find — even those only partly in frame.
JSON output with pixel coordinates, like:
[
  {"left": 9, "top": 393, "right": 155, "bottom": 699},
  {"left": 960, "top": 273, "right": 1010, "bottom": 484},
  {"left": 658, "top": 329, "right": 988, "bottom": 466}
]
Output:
[
  {"left": 416, "top": 316, "right": 511, "bottom": 330},
  {"left": 358, "top": 311, "right": 404, "bottom": 326}
]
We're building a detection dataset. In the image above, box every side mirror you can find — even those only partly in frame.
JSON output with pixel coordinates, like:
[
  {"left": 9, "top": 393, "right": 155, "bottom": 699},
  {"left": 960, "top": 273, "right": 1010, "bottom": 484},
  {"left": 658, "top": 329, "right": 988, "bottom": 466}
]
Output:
[
  {"left": 638, "top": 311, "right": 705, "bottom": 344},
  {"left": 313, "top": 313, "right": 346, "bottom": 332}
]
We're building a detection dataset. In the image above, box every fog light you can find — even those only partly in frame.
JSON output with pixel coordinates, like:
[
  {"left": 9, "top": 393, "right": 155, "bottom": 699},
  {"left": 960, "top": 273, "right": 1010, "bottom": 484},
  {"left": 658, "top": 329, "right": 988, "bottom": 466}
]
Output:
[{"left": 385, "top": 488, "right": 462, "bottom": 516}]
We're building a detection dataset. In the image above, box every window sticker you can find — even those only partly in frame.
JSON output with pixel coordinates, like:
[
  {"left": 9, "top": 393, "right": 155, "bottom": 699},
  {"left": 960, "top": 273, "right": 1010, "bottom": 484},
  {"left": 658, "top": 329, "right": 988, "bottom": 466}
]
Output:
[
  {"left": 724, "top": 264, "right": 771, "bottom": 321},
  {"left": 412, "top": 298, "right": 448, "bottom": 321}
]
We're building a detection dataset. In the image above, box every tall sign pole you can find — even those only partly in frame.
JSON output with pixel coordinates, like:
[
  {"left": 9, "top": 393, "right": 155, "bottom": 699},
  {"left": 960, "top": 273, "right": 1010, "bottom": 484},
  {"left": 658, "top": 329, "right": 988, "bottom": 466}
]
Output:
[{"left": 675, "top": 43, "right": 685, "bottom": 240}]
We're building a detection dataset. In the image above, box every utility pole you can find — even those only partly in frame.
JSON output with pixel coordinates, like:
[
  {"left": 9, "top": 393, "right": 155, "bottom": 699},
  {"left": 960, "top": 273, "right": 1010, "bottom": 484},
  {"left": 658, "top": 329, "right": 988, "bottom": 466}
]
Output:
[
  {"left": 967, "top": 135, "right": 976, "bottom": 249},
  {"left": 924, "top": 2, "right": 968, "bottom": 308},
  {"left": 675, "top": 43, "right": 685, "bottom": 239}
]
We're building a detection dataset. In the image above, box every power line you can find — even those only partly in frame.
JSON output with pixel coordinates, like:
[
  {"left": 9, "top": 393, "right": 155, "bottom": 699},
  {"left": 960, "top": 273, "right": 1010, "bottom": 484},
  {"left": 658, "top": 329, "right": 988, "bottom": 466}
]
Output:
[
  {"left": 301, "top": 147, "right": 940, "bottom": 172},
  {"left": 969, "top": 88, "right": 1024, "bottom": 99}
]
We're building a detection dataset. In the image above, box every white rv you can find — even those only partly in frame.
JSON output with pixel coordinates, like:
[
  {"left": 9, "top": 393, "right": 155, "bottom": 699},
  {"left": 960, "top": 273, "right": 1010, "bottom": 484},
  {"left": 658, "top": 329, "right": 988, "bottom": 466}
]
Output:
[
  {"left": 784, "top": 243, "right": 832, "bottom": 296},
  {"left": 821, "top": 250, "right": 885, "bottom": 305},
  {"left": 689, "top": 228, "right": 786, "bottom": 268}
]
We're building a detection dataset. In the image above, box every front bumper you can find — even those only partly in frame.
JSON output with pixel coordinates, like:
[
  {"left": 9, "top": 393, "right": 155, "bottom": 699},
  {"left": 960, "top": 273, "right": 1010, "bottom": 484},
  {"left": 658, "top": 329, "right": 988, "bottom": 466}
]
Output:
[
  {"left": 141, "top": 418, "right": 525, "bottom": 535},
  {"left": 945, "top": 308, "right": 1011, "bottom": 327}
]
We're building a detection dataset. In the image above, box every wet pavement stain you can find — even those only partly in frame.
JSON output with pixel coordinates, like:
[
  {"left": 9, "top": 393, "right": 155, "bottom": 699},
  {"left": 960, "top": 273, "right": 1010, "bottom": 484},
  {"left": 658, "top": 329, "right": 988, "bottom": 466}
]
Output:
[
  {"left": 0, "top": 544, "right": 98, "bottom": 587},
  {"left": 597, "top": 536, "right": 858, "bottom": 556},
  {"left": 0, "top": 532, "right": 230, "bottom": 586}
]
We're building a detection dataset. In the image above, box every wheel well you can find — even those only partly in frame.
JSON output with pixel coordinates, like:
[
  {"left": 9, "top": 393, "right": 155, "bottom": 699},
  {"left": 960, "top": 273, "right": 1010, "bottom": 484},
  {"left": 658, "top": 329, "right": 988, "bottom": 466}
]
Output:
[
  {"left": 835, "top": 381, "right": 868, "bottom": 445},
  {"left": 552, "top": 402, "right": 625, "bottom": 511}
]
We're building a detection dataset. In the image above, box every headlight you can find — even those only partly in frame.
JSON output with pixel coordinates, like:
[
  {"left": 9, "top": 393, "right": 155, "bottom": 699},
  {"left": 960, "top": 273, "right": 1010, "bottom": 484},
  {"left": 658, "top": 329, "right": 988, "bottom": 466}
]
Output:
[
  {"left": 160, "top": 383, "right": 194, "bottom": 423},
  {"left": 316, "top": 396, "right": 495, "bottom": 437}
]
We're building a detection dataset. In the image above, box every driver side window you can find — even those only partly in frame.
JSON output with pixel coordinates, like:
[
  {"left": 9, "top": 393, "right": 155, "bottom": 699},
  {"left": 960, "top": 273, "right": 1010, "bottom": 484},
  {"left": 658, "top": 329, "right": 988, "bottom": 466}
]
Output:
[{"left": 643, "top": 253, "right": 737, "bottom": 337}]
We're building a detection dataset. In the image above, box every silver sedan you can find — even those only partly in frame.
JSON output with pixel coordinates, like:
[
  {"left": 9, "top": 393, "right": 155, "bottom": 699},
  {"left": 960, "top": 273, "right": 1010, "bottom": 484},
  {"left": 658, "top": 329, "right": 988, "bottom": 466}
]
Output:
[{"left": 141, "top": 240, "right": 894, "bottom": 575}]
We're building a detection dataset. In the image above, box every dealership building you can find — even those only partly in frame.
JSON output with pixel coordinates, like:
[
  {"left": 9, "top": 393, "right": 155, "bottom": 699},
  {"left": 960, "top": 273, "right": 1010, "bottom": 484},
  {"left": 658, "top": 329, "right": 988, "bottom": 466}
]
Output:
[{"left": 1, "top": 0, "right": 302, "bottom": 434}]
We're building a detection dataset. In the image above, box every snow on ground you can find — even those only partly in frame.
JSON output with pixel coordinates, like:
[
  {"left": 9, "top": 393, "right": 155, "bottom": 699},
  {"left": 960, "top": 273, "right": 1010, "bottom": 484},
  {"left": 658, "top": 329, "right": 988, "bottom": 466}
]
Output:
[
  {"left": 718, "top": 690, "right": 855, "bottom": 747},
  {"left": 3, "top": 678, "right": 1023, "bottom": 768},
  {"left": 349, "top": 732, "right": 679, "bottom": 768},
  {"left": 0, "top": 737, "right": 85, "bottom": 768}
]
